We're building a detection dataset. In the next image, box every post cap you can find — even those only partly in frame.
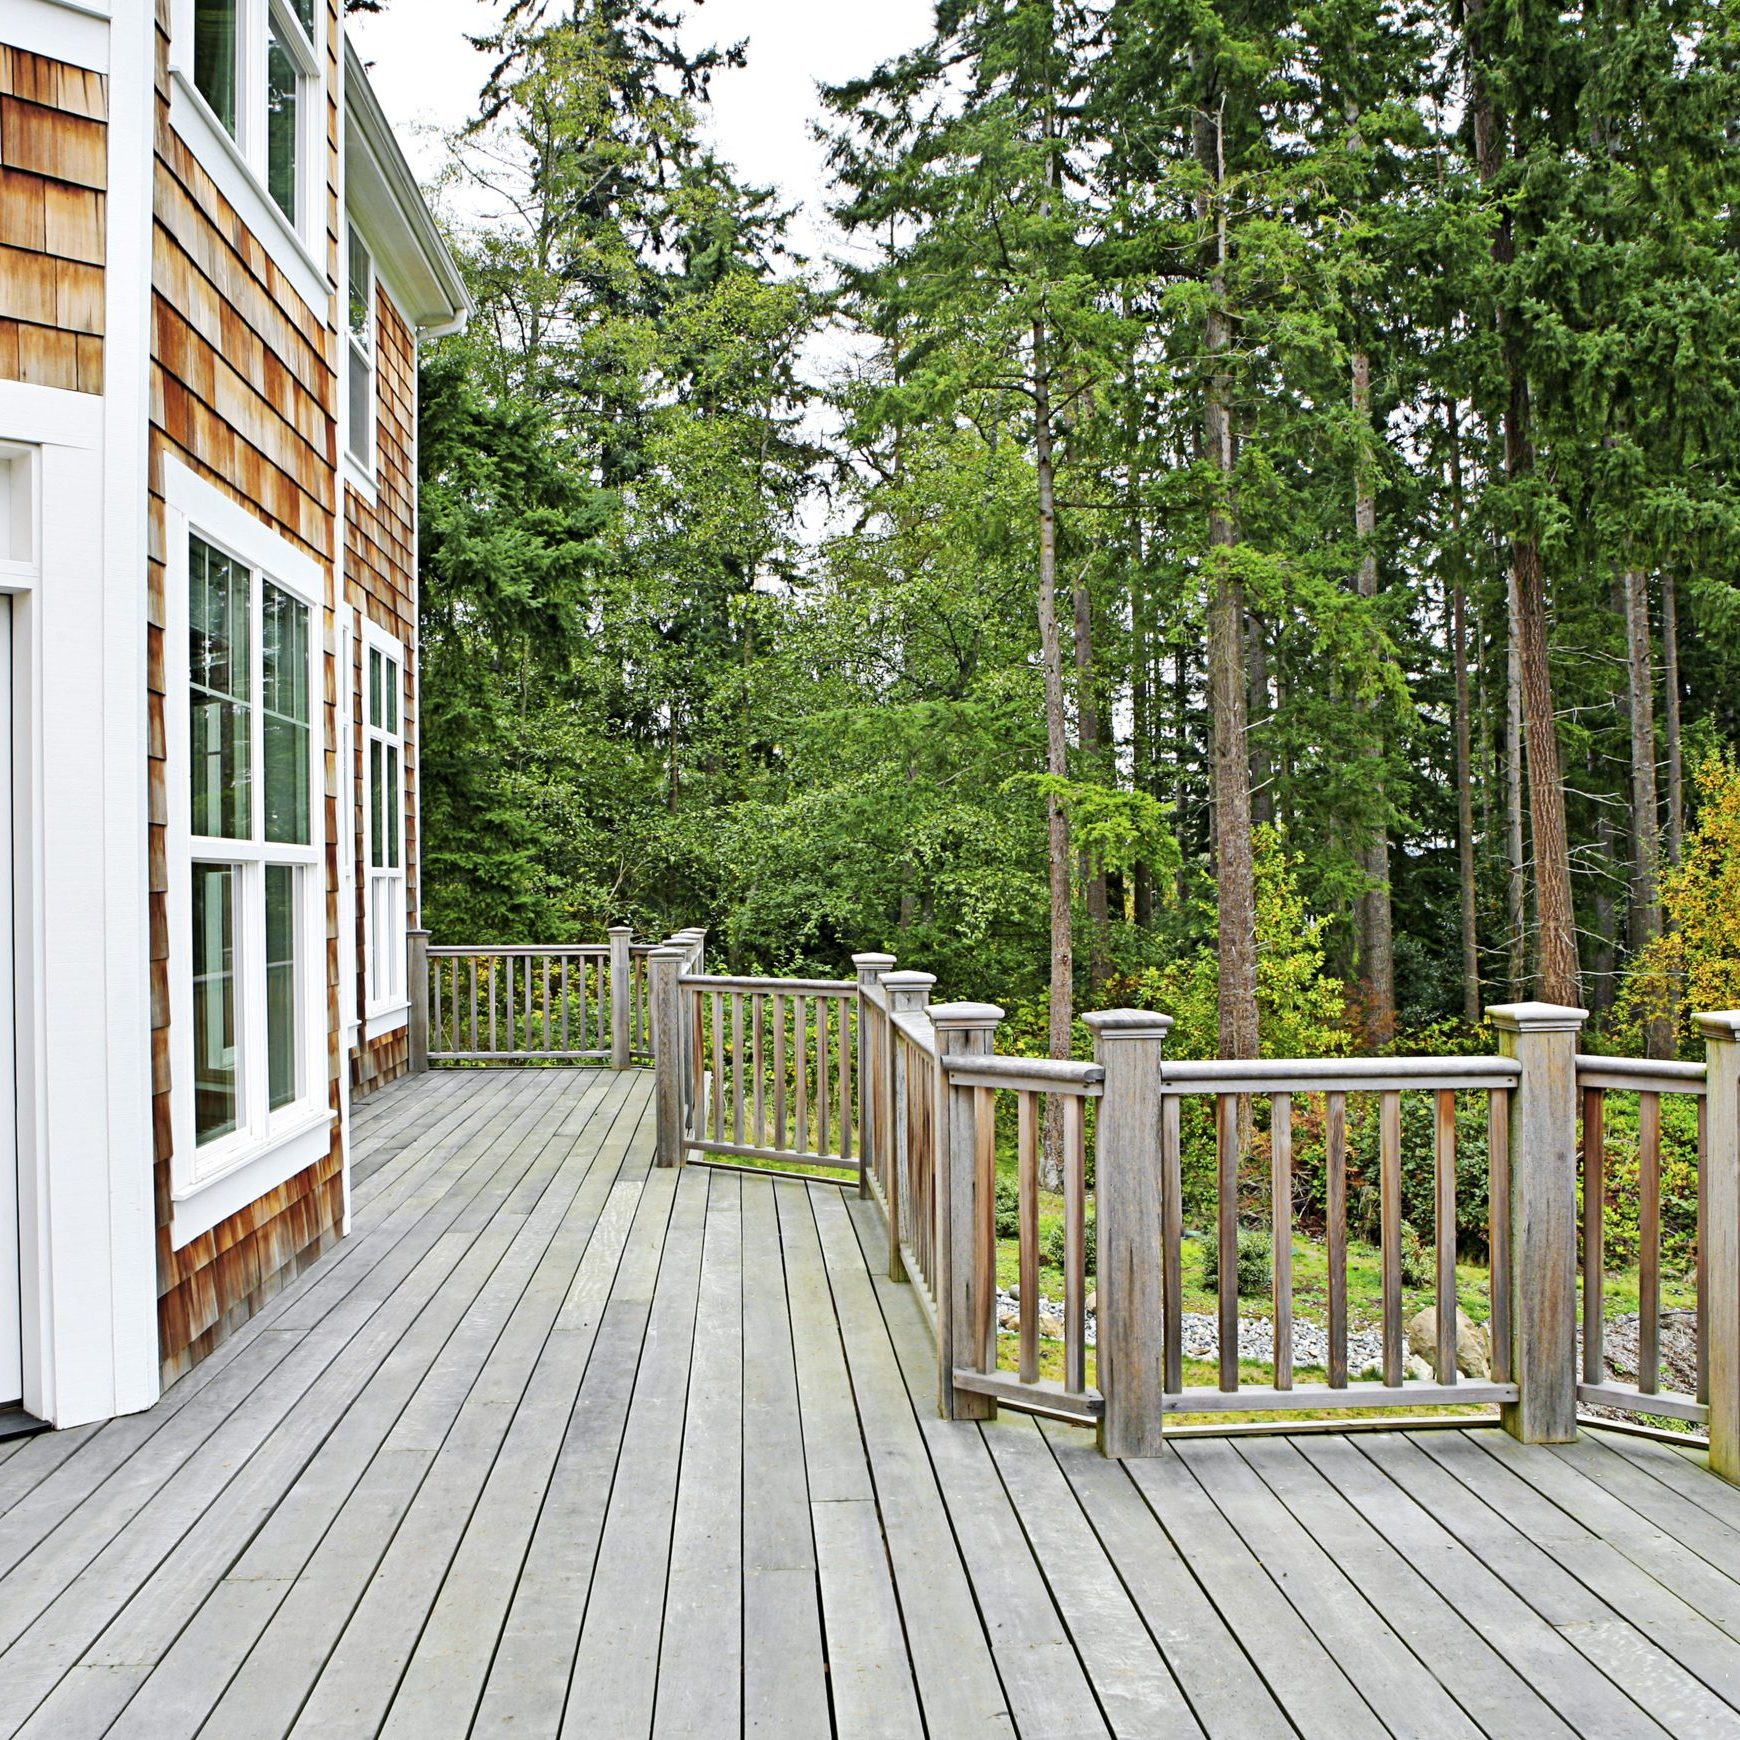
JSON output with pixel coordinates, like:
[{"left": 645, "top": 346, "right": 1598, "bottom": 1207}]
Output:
[
  {"left": 1082, "top": 1008, "right": 1174, "bottom": 1042},
  {"left": 1695, "top": 1011, "right": 1740, "bottom": 1043},
  {"left": 882, "top": 970, "right": 936, "bottom": 990},
  {"left": 1485, "top": 1001, "right": 1589, "bottom": 1034},
  {"left": 608, "top": 923, "right": 633, "bottom": 936},
  {"left": 648, "top": 944, "right": 690, "bottom": 959},
  {"left": 851, "top": 952, "right": 899, "bottom": 974},
  {"left": 928, "top": 1001, "right": 1005, "bottom": 1030}
]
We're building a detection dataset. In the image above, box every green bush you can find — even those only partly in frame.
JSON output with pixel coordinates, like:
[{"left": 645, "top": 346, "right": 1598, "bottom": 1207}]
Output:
[
  {"left": 994, "top": 1174, "right": 1020, "bottom": 1240},
  {"left": 1041, "top": 1212, "right": 1096, "bottom": 1277},
  {"left": 1201, "top": 1228, "right": 1273, "bottom": 1296},
  {"left": 1399, "top": 1220, "right": 1432, "bottom": 1287}
]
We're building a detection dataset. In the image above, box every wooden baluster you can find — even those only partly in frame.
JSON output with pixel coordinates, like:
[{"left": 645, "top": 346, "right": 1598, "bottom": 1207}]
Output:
[
  {"left": 1583, "top": 1085, "right": 1605, "bottom": 1386},
  {"left": 1488, "top": 1089, "right": 1513, "bottom": 1385},
  {"left": 1381, "top": 1090, "right": 1404, "bottom": 1388},
  {"left": 710, "top": 991, "right": 725, "bottom": 1143},
  {"left": 1216, "top": 1093, "right": 1239, "bottom": 1392},
  {"left": 690, "top": 988, "right": 704, "bottom": 1130},
  {"left": 1064, "top": 1093, "right": 1087, "bottom": 1396},
  {"left": 1327, "top": 1090, "right": 1348, "bottom": 1389},
  {"left": 752, "top": 995, "right": 766, "bottom": 1148},
  {"left": 650, "top": 946, "right": 685, "bottom": 1167},
  {"left": 1272, "top": 1092, "right": 1293, "bottom": 1392},
  {"left": 731, "top": 992, "right": 745, "bottom": 1147},
  {"left": 487, "top": 957, "right": 497, "bottom": 1054},
  {"left": 974, "top": 1085, "right": 997, "bottom": 1375},
  {"left": 468, "top": 959, "right": 478, "bottom": 1054},
  {"left": 1018, "top": 1090, "right": 1040, "bottom": 1386},
  {"left": 839, "top": 999, "right": 853, "bottom": 1164},
  {"left": 577, "top": 955, "right": 588, "bottom": 1053},
  {"left": 542, "top": 958, "right": 552, "bottom": 1053},
  {"left": 1699, "top": 1012, "right": 1740, "bottom": 1478},
  {"left": 559, "top": 958, "right": 570, "bottom": 1053},
  {"left": 1699, "top": 1093, "right": 1710, "bottom": 1407},
  {"left": 773, "top": 993, "right": 787, "bottom": 1152},
  {"left": 1162, "top": 1094, "right": 1183, "bottom": 1395},
  {"left": 1435, "top": 1089, "right": 1458, "bottom": 1385},
  {"left": 1639, "top": 1090, "right": 1662, "bottom": 1394},
  {"left": 794, "top": 994, "right": 808, "bottom": 1156},
  {"left": 431, "top": 959, "right": 442, "bottom": 1057},
  {"left": 817, "top": 997, "right": 831, "bottom": 1158}
]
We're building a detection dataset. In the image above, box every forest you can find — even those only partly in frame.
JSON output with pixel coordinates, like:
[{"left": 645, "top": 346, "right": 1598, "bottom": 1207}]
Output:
[{"left": 410, "top": 0, "right": 1740, "bottom": 1075}]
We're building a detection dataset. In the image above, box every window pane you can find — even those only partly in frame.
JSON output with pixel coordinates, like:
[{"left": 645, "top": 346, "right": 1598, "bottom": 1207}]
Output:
[
  {"left": 193, "top": 0, "right": 238, "bottom": 136},
  {"left": 348, "top": 341, "right": 373, "bottom": 466},
  {"left": 348, "top": 229, "right": 372, "bottom": 345},
  {"left": 292, "top": 0, "right": 316, "bottom": 38},
  {"left": 263, "top": 581, "right": 311, "bottom": 844},
  {"left": 368, "top": 647, "right": 382, "bottom": 730},
  {"left": 193, "top": 863, "right": 238, "bottom": 1145},
  {"left": 266, "top": 865, "right": 298, "bottom": 1111},
  {"left": 386, "top": 745, "right": 400, "bottom": 869},
  {"left": 189, "top": 535, "right": 251, "bottom": 839},
  {"left": 266, "top": 21, "right": 300, "bottom": 225},
  {"left": 370, "top": 738, "right": 384, "bottom": 868},
  {"left": 385, "top": 657, "right": 399, "bottom": 734}
]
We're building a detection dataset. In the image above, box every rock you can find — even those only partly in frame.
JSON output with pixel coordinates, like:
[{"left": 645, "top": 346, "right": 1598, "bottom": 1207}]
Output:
[
  {"left": 1037, "top": 1312, "right": 1066, "bottom": 1341},
  {"left": 1085, "top": 1290, "right": 1097, "bottom": 1314},
  {"left": 1406, "top": 1355, "right": 1434, "bottom": 1383},
  {"left": 998, "top": 1308, "right": 1021, "bottom": 1332},
  {"left": 1405, "top": 1306, "right": 1491, "bottom": 1379}
]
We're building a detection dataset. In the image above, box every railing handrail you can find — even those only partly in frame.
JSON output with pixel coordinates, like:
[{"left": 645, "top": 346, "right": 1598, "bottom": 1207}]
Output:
[
  {"left": 889, "top": 1009, "right": 938, "bottom": 1057},
  {"left": 939, "top": 1054, "right": 1104, "bottom": 1096},
  {"left": 679, "top": 972, "right": 857, "bottom": 994},
  {"left": 1575, "top": 1053, "right": 1707, "bottom": 1095},
  {"left": 428, "top": 944, "right": 610, "bottom": 957},
  {"left": 1157, "top": 1055, "right": 1519, "bottom": 1094}
]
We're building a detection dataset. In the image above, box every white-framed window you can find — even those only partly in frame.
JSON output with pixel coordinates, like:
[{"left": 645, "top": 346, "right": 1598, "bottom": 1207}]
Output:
[
  {"left": 165, "top": 463, "right": 330, "bottom": 1229},
  {"left": 362, "top": 619, "right": 407, "bottom": 1025},
  {"left": 346, "top": 222, "right": 376, "bottom": 474},
  {"left": 190, "top": 0, "right": 321, "bottom": 231}
]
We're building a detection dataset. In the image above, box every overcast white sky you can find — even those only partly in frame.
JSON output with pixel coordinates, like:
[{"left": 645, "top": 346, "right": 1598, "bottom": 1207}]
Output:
[{"left": 347, "top": 0, "right": 936, "bottom": 266}]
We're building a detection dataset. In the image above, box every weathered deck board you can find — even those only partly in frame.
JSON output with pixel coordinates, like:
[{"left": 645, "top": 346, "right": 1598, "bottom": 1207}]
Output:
[{"left": 7, "top": 1067, "right": 1740, "bottom": 1737}]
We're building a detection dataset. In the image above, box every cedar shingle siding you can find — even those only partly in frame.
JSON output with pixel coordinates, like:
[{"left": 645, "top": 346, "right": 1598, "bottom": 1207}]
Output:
[{"left": 0, "top": 46, "right": 107, "bottom": 393}]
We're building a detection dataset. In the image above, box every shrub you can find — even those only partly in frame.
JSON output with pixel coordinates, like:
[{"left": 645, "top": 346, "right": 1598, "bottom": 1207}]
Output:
[
  {"left": 1041, "top": 1212, "right": 1097, "bottom": 1277},
  {"left": 1399, "top": 1220, "right": 1432, "bottom": 1288},
  {"left": 994, "top": 1174, "right": 1020, "bottom": 1240},
  {"left": 1201, "top": 1228, "right": 1273, "bottom": 1296}
]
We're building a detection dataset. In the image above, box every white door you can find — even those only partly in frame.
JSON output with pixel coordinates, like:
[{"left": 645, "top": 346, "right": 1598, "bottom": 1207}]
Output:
[{"left": 0, "top": 598, "right": 18, "bottom": 1405}]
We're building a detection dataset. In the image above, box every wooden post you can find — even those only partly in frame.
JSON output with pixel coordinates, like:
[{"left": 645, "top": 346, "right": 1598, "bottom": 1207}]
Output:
[
  {"left": 931, "top": 1001, "right": 1004, "bottom": 1420},
  {"left": 1083, "top": 1009, "right": 1172, "bottom": 1458},
  {"left": 1488, "top": 1000, "right": 1587, "bottom": 1444},
  {"left": 609, "top": 925, "right": 633, "bottom": 1070},
  {"left": 1698, "top": 1011, "right": 1740, "bottom": 1481},
  {"left": 650, "top": 946, "right": 687, "bottom": 1168},
  {"left": 883, "top": 970, "right": 935, "bottom": 1283},
  {"left": 852, "top": 953, "right": 897, "bottom": 1201},
  {"left": 407, "top": 929, "right": 430, "bottom": 1074}
]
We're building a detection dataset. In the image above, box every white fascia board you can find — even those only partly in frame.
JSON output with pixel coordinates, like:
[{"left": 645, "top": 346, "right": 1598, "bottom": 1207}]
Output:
[
  {"left": 342, "top": 37, "right": 471, "bottom": 332},
  {"left": 5, "top": 0, "right": 111, "bottom": 72}
]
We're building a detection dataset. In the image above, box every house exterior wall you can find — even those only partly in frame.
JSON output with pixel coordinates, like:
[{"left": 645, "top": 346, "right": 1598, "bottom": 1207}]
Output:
[
  {"left": 147, "top": 0, "right": 345, "bottom": 1383},
  {"left": 0, "top": 43, "right": 106, "bottom": 394},
  {"left": 345, "top": 284, "right": 419, "bottom": 1093}
]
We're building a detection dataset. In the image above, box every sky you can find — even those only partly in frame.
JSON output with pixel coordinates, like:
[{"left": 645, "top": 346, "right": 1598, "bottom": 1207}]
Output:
[{"left": 347, "top": 0, "right": 937, "bottom": 266}]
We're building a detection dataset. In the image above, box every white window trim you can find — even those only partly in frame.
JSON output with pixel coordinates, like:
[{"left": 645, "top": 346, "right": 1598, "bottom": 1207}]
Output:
[
  {"left": 361, "top": 614, "right": 408, "bottom": 1033},
  {"left": 167, "top": 0, "right": 331, "bottom": 322},
  {"left": 343, "top": 218, "right": 379, "bottom": 497},
  {"left": 163, "top": 460, "right": 333, "bottom": 1249}
]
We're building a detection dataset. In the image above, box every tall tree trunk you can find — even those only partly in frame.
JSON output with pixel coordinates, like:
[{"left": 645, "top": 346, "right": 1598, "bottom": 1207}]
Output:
[
  {"left": 1662, "top": 571, "right": 1685, "bottom": 864},
  {"left": 1073, "top": 572, "right": 1110, "bottom": 990},
  {"left": 1352, "top": 349, "right": 1395, "bottom": 1043},
  {"left": 1468, "top": 0, "right": 1579, "bottom": 1006},
  {"left": 1196, "top": 94, "right": 1258, "bottom": 1062},
  {"left": 1506, "top": 569, "right": 1529, "bottom": 999},
  {"left": 1623, "top": 566, "right": 1672, "bottom": 1056},
  {"left": 1035, "top": 318, "right": 1074, "bottom": 1187},
  {"left": 1129, "top": 489, "right": 1154, "bottom": 928},
  {"left": 1590, "top": 770, "right": 1618, "bottom": 1019},
  {"left": 1248, "top": 614, "right": 1274, "bottom": 829},
  {"left": 1448, "top": 405, "right": 1480, "bottom": 1024}
]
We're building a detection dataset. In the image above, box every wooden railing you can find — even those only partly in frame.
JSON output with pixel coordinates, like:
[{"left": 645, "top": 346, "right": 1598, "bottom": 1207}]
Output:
[
  {"left": 1576, "top": 1051, "right": 1710, "bottom": 1427},
  {"left": 415, "top": 925, "right": 655, "bottom": 1069},
  {"left": 646, "top": 955, "right": 1740, "bottom": 1473}
]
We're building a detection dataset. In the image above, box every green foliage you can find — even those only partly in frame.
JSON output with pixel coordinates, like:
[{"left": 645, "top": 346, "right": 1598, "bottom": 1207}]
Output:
[
  {"left": 994, "top": 1174, "right": 1020, "bottom": 1241},
  {"left": 1201, "top": 1230, "right": 1274, "bottom": 1298},
  {"left": 1042, "top": 1212, "right": 1096, "bottom": 1279}
]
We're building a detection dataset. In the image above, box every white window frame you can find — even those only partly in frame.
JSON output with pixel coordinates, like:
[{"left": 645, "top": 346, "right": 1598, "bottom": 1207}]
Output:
[
  {"left": 344, "top": 219, "right": 378, "bottom": 487},
  {"left": 361, "top": 615, "right": 408, "bottom": 1031},
  {"left": 168, "top": 0, "right": 329, "bottom": 317},
  {"left": 164, "top": 461, "right": 331, "bottom": 1246}
]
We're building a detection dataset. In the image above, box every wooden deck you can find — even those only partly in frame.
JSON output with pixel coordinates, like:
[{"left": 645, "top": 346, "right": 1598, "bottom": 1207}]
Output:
[{"left": 5, "top": 1070, "right": 1740, "bottom": 1736}]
